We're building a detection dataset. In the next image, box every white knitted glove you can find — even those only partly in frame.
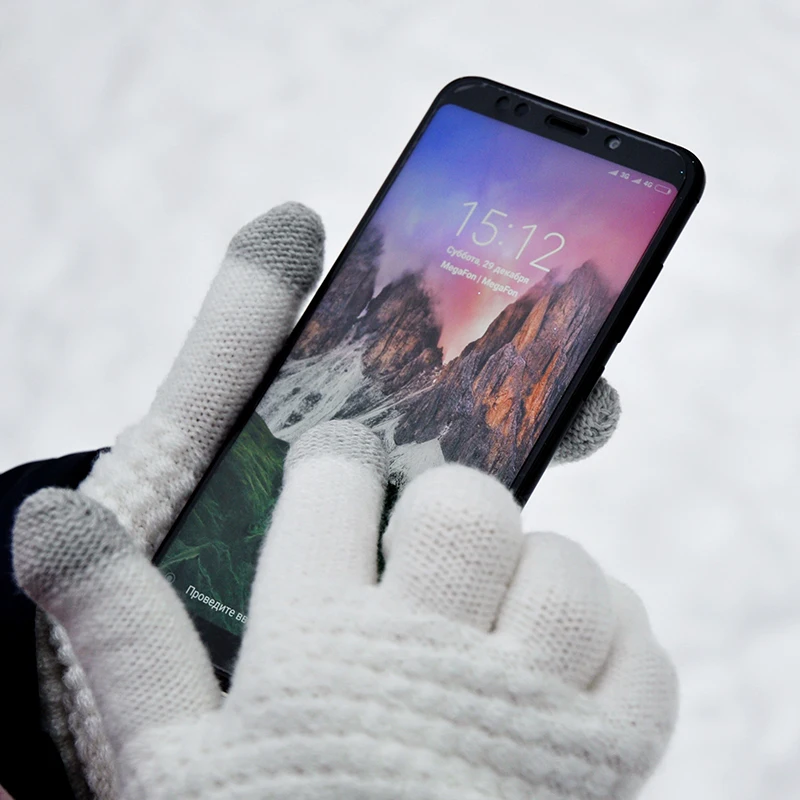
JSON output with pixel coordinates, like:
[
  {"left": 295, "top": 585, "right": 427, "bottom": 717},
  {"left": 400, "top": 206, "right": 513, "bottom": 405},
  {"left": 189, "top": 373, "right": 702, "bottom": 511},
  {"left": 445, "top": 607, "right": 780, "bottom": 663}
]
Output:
[
  {"left": 13, "top": 421, "right": 676, "bottom": 800},
  {"left": 15, "top": 202, "right": 627, "bottom": 800}
]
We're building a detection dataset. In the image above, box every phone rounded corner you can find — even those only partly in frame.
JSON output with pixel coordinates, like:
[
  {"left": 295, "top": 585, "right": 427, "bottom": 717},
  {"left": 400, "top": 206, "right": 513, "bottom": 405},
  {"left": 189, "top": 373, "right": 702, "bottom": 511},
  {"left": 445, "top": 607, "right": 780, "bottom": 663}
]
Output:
[
  {"left": 674, "top": 145, "right": 706, "bottom": 201},
  {"left": 215, "top": 665, "right": 232, "bottom": 693},
  {"left": 436, "top": 76, "right": 491, "bottom": 103}
]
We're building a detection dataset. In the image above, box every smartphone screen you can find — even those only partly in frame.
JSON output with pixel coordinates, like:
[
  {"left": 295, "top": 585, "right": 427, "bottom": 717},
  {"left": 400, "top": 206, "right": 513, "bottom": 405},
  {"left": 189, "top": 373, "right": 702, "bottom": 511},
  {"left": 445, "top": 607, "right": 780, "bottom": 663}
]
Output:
[{"left": 155, "top": 93, "right": 698, "bottom": 671}]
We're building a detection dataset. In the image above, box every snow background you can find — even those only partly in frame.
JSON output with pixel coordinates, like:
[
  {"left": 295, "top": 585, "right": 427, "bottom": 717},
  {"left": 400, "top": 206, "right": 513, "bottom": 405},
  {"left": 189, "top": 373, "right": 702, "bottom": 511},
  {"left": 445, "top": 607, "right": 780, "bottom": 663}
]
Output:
[{"left": 1, "top": 0, "right": 798, "bottom": 795}]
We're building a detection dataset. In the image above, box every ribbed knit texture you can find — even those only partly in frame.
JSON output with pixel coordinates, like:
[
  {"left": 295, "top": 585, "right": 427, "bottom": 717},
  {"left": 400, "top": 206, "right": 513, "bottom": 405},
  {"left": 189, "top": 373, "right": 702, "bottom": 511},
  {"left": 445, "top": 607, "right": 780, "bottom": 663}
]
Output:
[
  {"left": 19, "top": 204, "right": 625, "bottom": 800},
  {"left": 123, "top": 603, "right": 671, "bottom": 800},
  {"left": 14, "top": 421, "right": 676, "bottom": 800}
]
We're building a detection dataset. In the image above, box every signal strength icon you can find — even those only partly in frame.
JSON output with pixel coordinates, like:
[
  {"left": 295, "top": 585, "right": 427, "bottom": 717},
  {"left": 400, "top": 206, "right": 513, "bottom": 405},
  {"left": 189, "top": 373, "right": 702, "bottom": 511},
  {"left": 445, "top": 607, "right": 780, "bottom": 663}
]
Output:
[
  {"left": 631, "top": 177, "right": 642, "bottom": 184},
  {"left": 608, "top": 169, "right": 619, "bottom": 176}
]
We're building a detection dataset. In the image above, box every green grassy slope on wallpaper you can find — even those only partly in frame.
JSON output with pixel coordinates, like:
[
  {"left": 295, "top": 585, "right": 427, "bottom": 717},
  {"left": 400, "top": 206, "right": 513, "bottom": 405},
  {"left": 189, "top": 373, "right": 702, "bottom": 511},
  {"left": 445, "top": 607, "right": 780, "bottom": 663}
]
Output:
[{"left": 158, "top": 413, "right": 289, "bottom": 635}]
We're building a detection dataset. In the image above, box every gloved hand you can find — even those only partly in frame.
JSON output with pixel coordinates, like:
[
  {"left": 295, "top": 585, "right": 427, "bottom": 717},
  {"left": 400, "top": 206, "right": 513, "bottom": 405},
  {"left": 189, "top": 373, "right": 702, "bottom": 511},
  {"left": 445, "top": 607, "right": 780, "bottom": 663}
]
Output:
[
  {"left": 12, "top": 203, "right": 650, "bottom": 800},
  {"left": 14, "top": 422, "right": 676, "bottom": 800}
]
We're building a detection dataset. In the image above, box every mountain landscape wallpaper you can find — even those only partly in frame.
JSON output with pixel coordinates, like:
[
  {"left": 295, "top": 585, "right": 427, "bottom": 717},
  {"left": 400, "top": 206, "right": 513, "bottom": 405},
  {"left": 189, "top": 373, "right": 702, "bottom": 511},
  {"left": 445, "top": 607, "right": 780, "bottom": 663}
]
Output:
[
  {"left": 259, "top": 104, "right": 674, "bottom": 487},
  {"left": 259, "top": 227, "right": 615, "bottom": 487}
]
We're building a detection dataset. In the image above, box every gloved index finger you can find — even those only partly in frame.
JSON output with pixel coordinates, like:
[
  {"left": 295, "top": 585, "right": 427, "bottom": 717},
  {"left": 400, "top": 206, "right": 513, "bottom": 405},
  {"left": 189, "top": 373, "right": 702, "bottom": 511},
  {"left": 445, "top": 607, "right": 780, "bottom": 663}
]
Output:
[
  {"left": 250, "top": 421, "right": 388, "bottom": 605},
  {"left": 228, "top": 421, "right": 388, "bottom": 701}
]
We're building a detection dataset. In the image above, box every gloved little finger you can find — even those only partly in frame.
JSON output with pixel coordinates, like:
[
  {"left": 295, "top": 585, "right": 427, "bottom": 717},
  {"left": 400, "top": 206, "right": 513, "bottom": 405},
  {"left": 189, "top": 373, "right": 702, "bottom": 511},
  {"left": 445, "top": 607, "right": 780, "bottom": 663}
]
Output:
[
  {"left": 13, "top": 488, "right": 221, "bottom": 755},
  {"left": 80, "top": 203, "right": 325, "bottom": 553},
  {"left": 591, "top": 579, "right": 678, "bottom": 756},
  {"left": 493, "top": 532, "right": 615, "bottom": 688}
]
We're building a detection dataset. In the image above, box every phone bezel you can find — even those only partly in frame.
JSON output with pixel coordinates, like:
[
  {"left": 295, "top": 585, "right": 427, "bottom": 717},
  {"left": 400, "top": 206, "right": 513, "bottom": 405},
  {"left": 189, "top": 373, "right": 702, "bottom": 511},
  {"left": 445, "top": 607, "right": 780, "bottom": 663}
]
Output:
[{"left": 154, "top": 76, "right": 705, "bottom": 684}]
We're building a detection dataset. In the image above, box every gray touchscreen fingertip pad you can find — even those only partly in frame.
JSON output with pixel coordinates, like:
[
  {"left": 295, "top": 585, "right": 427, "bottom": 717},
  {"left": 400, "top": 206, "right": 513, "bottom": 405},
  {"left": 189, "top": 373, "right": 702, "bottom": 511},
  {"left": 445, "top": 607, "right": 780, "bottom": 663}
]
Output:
[{"left": 226, "top": 202, "right": 325, "bottom": 294}]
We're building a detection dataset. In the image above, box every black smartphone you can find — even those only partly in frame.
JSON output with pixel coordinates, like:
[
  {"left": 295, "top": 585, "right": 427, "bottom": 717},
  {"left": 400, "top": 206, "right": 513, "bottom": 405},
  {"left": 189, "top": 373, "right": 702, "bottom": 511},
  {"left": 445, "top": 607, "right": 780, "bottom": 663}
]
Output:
[{"left": 154, "top": 77, "right": 704, "bottom": 682}]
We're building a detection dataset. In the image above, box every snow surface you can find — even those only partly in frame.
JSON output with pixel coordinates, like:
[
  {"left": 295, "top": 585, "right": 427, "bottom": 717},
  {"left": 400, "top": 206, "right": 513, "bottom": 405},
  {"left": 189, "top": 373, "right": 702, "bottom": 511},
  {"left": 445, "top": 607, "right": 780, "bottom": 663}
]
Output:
[{"left": 2, "top": 1, "right": 799, "bottom": 796}]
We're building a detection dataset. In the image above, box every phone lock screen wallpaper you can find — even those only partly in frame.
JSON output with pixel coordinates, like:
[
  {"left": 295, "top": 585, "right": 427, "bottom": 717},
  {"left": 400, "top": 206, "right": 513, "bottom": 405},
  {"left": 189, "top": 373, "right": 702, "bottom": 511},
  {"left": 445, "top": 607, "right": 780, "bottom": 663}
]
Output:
[{"left": 158, "top": 104, "right": 677, "bottom": 637}]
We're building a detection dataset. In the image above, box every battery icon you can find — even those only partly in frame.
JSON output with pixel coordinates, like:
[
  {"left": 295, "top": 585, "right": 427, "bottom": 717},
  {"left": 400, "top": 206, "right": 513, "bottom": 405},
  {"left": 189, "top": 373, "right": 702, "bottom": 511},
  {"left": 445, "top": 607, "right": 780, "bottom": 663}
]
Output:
[{"left": 654, "top": 184, "right": 672, "bottom": 195}]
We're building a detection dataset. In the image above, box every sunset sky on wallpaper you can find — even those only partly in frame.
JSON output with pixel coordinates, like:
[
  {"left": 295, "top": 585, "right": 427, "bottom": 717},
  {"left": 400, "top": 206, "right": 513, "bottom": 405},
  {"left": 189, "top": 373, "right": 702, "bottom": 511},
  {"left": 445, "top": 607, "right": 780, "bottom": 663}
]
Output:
[{"left": 370, "top": 104, "right": 676, "bottom": 361}]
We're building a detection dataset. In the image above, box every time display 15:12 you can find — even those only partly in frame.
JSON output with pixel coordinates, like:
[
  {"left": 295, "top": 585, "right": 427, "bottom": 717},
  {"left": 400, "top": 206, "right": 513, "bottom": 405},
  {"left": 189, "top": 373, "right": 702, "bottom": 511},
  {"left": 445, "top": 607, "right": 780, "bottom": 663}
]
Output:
[{"left": 456, "top": 202, "right": 566, "bottom": 273}]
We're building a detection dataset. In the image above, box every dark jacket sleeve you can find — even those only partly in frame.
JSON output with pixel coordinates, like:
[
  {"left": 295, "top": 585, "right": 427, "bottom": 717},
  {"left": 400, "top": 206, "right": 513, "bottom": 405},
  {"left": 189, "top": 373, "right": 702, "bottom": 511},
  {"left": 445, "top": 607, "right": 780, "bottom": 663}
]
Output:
[{"left": 0, "top": 450, "right": 105, "bottom": 800}]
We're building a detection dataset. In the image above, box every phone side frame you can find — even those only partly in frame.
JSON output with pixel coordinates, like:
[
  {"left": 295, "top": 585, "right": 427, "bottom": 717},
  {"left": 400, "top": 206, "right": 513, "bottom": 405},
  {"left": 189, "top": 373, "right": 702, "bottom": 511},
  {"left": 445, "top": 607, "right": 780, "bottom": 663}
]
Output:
[{"left": 151, "top": 82, "right": 458, "bottom": 680}]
